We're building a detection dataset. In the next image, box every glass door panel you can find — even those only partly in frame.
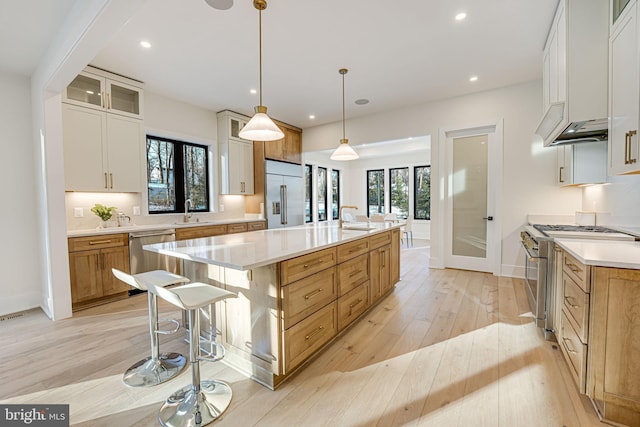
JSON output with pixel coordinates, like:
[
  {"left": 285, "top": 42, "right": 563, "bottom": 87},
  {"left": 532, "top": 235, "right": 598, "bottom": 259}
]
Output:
[
  {"left": 452, "top": 134, "right": 488, "bottom": 258},
  {"left": 66, "top": 73, "right": 103, "bottom": 108},
  {"left": 109, "top": 82, "right": 141, "bottom": 116}
]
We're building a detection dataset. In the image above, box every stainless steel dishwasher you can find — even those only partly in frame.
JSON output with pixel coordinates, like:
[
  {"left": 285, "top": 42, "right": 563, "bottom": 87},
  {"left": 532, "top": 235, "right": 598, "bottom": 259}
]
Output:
[{"left": 129, "top": 229, "right": 179, "bottom": 294}]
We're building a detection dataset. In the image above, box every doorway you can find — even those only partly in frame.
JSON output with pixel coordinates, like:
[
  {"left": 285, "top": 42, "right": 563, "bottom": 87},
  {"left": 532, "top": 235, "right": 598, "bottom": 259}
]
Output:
[{"left": 440, "top": 121, "right": 503, "bottom": 274}]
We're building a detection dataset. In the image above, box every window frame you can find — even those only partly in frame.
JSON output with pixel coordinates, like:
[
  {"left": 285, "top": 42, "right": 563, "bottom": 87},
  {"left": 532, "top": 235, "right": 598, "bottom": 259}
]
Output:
[
  {"left": 366, "top": 169, "right": 385, "bottom": 217},
  {"left": 414, "top": 165, "right": 431, "bottom": 220},
  {"left": 304, "top": 164, "right": 313, "bottom": 223},
  {"left": 317, "top": 166, "right": 328, "bottom": 222},
  {"left": 389, "top": 167, "right": 409, "bottom": 219},
  {"left": 331, "top": 169, "right": 340, "bottom": 220},
  {"left": 146, "top": 134, "right": 210, "bottom": 215}
]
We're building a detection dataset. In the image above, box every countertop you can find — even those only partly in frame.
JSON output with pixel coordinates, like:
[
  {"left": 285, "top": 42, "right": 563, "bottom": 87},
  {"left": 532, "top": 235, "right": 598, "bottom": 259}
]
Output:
[
  {"left": 67, "top": 218, "right": 265, "bottom": 238},
  {"left": 144, "top": 222, "right": 402, "bottom": 271},
  {"left": 554, "top": 238, "right": 640, "bottom": 270}
]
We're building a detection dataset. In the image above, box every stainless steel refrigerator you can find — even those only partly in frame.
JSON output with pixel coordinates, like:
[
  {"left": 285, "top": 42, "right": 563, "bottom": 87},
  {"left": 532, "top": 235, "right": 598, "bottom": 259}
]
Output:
[{"left": 265, "top": 160, "right": 304, "bottom": 229}]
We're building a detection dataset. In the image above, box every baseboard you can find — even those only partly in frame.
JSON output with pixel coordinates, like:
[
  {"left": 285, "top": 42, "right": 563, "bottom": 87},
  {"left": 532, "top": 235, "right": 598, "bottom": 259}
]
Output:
[{"left": 501, "top": 263, "right": 525, "bottom": 279}]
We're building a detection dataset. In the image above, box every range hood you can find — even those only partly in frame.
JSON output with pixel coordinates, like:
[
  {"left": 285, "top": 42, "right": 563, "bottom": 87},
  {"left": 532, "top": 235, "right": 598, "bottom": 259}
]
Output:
[
  {"left": 534, "top": 0, "right": 609, "bottom": 147},
  {"left": 537, "top": 107, "right": 608, "bottom": 146}
]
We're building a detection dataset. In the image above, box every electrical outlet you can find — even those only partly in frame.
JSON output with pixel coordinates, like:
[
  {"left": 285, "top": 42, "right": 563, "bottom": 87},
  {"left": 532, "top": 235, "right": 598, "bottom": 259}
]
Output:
[
  {"left": 133, "top": 206, "right": 141, "bottom": 215},
  {"left": 74, "top": 207, "right": 83, "bottom": 218},
  {"left": 219, "top": 204, "right": 224, "bottom": 212}
]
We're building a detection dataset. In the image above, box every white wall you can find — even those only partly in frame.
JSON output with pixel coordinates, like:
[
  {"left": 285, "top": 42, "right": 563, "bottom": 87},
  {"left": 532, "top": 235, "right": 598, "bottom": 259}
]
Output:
[
  {"left": 304, "top": 80, "right": 583, "bottom": 277},
  {"left": 0, "top": 70, "right": 43, "bottom": 316},
  {"left": 582, "top": 174, "right": 640, "bottom": 225}
]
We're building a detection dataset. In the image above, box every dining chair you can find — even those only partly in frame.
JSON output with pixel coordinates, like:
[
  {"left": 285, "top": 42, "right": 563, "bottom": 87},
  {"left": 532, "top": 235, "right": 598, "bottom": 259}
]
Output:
[{"left": 370, "top": 213, "right": 385, "bottom": 222}]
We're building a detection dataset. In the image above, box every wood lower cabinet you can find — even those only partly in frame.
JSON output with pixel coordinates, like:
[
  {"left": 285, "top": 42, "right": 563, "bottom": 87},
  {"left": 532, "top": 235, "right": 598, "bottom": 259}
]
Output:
[
  {"left": 369, "top": 243, "right": 391, "bottom": 305},
  {"left": 68, "top": 233, "right": 130, "bottom": 311},
  {"left": 588, "top": 267, "right": 640, "bottom": 427},
  {"left": 176, "top": 224, "right": 228, "bottom": 240},
  {"left": 248, "top": 221, "right": 266, "bottom": 231}
]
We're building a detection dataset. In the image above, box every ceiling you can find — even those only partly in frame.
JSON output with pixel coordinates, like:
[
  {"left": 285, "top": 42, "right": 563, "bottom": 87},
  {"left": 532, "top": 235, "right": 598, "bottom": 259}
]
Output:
[{"left": 1, "top": 0, "right": 558, "bottom": 132}]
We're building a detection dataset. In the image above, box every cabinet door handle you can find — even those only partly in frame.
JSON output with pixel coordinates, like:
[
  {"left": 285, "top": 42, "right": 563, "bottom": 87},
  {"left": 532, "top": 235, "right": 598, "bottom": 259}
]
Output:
[
  {"left": 626, "top": 130, "right": 637, "bottom": 165},
  {"left": 107, "top": 92, "right": 111, "bottom": 110},
  {"left": 109, "top": 173, "right": 113, "bottom": 189},
  {"left": 559, "top": 166, "right": 564, "bottom": 183},
  {"left": 101, "top": 91, "right": 105, "bottom": 108},
  {"left": 563, "top": 337, "right": 578, "bottom": 354},
  {"left": 304, "top": 288, "right": 323, "bottom": 300},
  {"left": 99, "top": 253, "right": 103, "bottom": 271},
  {"left": 305, "top": 325, "right": 325, "bottom": 341},
  {"left": 104, "top": 172, "right": 108, "bottom": 189}
]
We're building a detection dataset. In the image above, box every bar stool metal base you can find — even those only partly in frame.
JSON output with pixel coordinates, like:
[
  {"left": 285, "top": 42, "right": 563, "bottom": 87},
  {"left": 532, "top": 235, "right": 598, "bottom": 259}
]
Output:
[
  {"left": 123, "top": 352, "right": 187, "bottom": 387},
  {"left": 159, "top": 380, "right": 232, "bottom": 427}
]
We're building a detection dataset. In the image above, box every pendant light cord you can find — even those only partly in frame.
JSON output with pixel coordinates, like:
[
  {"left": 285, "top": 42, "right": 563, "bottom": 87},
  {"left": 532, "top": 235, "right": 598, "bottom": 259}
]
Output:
[
  {"left": 259, "top": 7, "right": 263, "bottom": 107},
  {"left": 342, "top": 71, "right": 345, "bottom": 140}
]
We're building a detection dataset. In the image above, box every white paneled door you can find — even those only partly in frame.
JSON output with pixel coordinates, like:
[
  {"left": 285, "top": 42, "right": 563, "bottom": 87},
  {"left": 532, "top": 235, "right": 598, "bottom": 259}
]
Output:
[{"left": 441, "top": 121, "right": 503, "bottom": 274}]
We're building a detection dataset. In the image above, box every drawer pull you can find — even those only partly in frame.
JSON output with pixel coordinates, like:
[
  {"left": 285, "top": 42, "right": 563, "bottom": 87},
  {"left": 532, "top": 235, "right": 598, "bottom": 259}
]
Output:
[
  {"left": 303, "top": 259, "right": 324, "bottom": 269},
  {"left": 89, "top": 240, "right": 113, "bottom": 245},
  {"left": 348, "top": 298, "right": 363, "bottom": 316},
  {"left": 565, "top": 261, "right": 580, "bottom": 274},
  {"left": 564, "top": 296, "right": 579, "bottom": 309},
  {"left": 349, "top": 270, "right": 362, "bottom": 278},
  {"left": 563, "top": 337, "right": 578, "bottom": 354},
  {"left": 304, "top": 289, "right": 323, "bottom": 300},
  {"left": 305, "top": 325, "right": 325, "bottom": 341}
]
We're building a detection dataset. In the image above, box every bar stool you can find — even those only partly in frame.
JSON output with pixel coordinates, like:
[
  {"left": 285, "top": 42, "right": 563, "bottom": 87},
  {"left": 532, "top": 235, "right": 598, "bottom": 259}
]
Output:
[
  {"left": 112, "top": 269, "right": 190, "bottom": 387},
  {"left": 146, "top": 281, "right": 236, "bottom": 427}
]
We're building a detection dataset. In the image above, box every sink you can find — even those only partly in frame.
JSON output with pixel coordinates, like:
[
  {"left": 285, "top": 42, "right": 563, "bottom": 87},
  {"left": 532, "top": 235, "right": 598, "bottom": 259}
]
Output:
[{"left": 342, "top": 225, "right": 376, "bottom": 231}]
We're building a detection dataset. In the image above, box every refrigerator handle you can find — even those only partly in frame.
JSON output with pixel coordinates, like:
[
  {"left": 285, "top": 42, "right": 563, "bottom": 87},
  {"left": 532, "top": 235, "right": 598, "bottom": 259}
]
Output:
[{"left": 281, "top": 184, "right": 288, "bottom": 224}]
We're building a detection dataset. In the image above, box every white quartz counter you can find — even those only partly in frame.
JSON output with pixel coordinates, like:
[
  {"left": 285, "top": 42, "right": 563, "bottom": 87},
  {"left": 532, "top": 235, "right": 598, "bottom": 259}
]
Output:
[
  {"left": 66, "top": 218, "right": 265, "bottom": 238},
  {"left": 144, "top": 222, "right": 402, "bottom": 270},
  {"left": 555, "top": 238, "right": 640, "bottom": 270}
]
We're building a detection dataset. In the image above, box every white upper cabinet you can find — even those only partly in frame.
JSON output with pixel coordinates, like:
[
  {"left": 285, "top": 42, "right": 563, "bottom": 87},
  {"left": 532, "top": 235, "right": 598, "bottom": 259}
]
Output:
[
  {"left": 217, "top": 110, "right": 254, "bottom": 195},
  {"left": 557, "top": 141, "right": 608, "bottom": 186},
  {"left": 536, "top": 0, "right": 609, "bottom": 146},
  {"left": 609, "top": 0, "right": 640, "bottom": 174},
  {"left": 63, "top": 67, "right": 144, "bottom": 120}
]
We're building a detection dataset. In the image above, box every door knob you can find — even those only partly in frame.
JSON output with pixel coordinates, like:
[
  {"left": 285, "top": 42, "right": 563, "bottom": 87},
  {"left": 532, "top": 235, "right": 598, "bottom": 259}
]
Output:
[{"left": 483, "top": 216, "right": 494, "bottom": 221}]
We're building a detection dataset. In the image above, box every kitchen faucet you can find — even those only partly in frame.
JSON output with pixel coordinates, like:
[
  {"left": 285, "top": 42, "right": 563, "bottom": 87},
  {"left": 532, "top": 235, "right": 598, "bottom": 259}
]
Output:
[
  {"left": 339, "top": 205, "right": 358, "bottom": 228},
  {"left": 184, "top": 198, "right": 192, "bottom": 223}
]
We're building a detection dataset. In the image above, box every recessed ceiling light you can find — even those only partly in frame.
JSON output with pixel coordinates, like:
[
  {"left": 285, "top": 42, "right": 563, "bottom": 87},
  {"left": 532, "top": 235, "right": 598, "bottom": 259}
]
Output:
[
  {"left": 140, "top": 41, "right": 151, "bottom": 49},
  {"left": 469, "top": 75, "right": 478, "bottom": 82},
  {"left": 250, "top": 89, "right": 257, "bottom": 95},
  {"left": 309, "top": 115, "right": 316, "bottom": 120},
  {"left": 455, "top": 12, "right": 467, "bottom": 21},
  {"left": 354, "top": 98, "right": 369, "bottom": 105}
]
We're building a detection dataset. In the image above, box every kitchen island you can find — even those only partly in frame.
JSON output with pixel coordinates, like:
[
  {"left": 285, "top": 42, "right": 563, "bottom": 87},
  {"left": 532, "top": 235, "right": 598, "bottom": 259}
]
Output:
[{"left": 145, "top": 222, "right": 402, "bottom": 389}]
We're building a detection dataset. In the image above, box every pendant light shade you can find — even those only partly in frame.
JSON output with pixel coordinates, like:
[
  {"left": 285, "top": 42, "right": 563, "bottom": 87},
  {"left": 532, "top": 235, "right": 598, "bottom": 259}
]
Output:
[
  {"left": 239, "top": 0, "right": 284, "bottom": 142},
  {"left": 330, "top": 68, "right": 359, "bottom": 161}
]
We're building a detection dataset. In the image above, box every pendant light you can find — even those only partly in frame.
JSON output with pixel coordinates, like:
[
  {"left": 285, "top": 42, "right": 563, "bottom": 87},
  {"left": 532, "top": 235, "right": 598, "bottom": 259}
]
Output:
[
  {"left": 239, "top": 0, "right": 284, "bottom": 141},
  {"left": 330, "top": 68, "right": 359, "bottom": 161}
]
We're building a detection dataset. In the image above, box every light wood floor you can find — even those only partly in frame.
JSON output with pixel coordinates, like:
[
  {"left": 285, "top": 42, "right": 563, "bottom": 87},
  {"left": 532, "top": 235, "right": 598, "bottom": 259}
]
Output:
[{"left": 0, "top": 240, "right": 602, "bottom": 426}]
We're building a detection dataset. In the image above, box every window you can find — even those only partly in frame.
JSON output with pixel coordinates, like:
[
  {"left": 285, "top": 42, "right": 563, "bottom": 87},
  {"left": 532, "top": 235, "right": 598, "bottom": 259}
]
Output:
[
  {"left": 146, "top": 135, "right": 209, "bottom": 214},
  {"left": 317, "top": 167, "right": 328, "bottom": 221},
  {"left": 367, "top": 169, "right": 385, "bottom": 216},
  {"left": 304, "top": 164, "right": 313, "bottom": 223},
  {"left": 389, "top": 167, "right": 409, "bottom": 219},
  {"left": 331, "top": 170, "right": 340, "bottom": 220},
  {"left": 415, "top": 165, "right": 431, "bottom": 220}
]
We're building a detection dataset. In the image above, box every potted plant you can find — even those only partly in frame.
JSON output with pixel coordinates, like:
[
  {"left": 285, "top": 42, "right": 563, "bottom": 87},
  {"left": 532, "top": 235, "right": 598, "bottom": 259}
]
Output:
[{"left": 91, "top": 204, "right": 118, "bottom": 227}]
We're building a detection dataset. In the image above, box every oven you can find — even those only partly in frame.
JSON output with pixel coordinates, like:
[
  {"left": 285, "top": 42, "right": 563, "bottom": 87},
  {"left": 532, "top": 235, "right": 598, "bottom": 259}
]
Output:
[{"left": 520, "top": 229, "right": 553, "bottom": 339}]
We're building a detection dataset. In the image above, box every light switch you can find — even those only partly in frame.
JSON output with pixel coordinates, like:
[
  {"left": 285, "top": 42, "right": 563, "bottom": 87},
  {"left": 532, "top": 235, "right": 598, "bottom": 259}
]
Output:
[
  {"left": 133, "top": 206, "right": 141, "bottom": 216},
  {"left": 74, "top": 207, "right": 83, "bottom": 218}
]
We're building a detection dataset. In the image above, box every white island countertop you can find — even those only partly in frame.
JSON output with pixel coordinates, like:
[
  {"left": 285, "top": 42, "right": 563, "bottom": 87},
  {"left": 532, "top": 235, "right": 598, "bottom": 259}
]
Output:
[
  {"left": 555, "top": 238, "right": 640, "bottom": 270},
  {"left": 144, "top": 222, "right": 402, "bottom": 270}
]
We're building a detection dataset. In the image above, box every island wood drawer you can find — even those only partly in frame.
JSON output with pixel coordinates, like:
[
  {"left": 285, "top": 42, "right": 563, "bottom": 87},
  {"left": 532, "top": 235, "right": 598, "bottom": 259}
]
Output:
[
  {"left": 369, "top": 231, "right": 392, "bottom": 250},
  {"left": 562, "top": 272, "right": 589, "bottom": 343},
  {"left": 337, "top": 253, "right": 369, "bottom": 296},
  {"left": 283, "top": 301, "right": 337, "bottom": 373},
  {"left": 176, "top": 224, "right": 227, "bottom": 240},
  {"left": 560, "top": 309, "right": 587, "bottom": 393},
  {"left": 337, "top": 238, "right": 369, "bottom": 263},
  {"left": 281, "top": 267, "right": 337, "bottom": 329},
  {"left": 68, "top": 233, "right": 128, "bottom": 252},
  {"left": 248, "top": 221, "right": 266, "bottom": 231},
  {"left": 281, "top": 247, "right": 337, "bottom": 285},
  {"left": 338, "top": 282, "right": 368, "bottom": 331},
  {"left": 227, "top": 222, "right": 248, "bottom": 234},
  {"left": 563, "top": 251, "right": 590, "bottom": 292}
]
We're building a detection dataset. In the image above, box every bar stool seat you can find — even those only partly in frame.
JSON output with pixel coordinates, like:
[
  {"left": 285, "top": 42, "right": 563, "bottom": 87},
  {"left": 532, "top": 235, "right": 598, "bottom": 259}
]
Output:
[
  {"left": 112, "top": 269, "right": 190, "bottom": 387},
  {"left": 146, "top": 282, "right": 236, "bottom": 427}
]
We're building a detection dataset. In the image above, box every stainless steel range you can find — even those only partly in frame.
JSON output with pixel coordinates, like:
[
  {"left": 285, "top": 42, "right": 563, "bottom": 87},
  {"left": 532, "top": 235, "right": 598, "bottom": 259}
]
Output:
[{"left": 520, "top": 224, "right": 637, "bottom": 341}]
